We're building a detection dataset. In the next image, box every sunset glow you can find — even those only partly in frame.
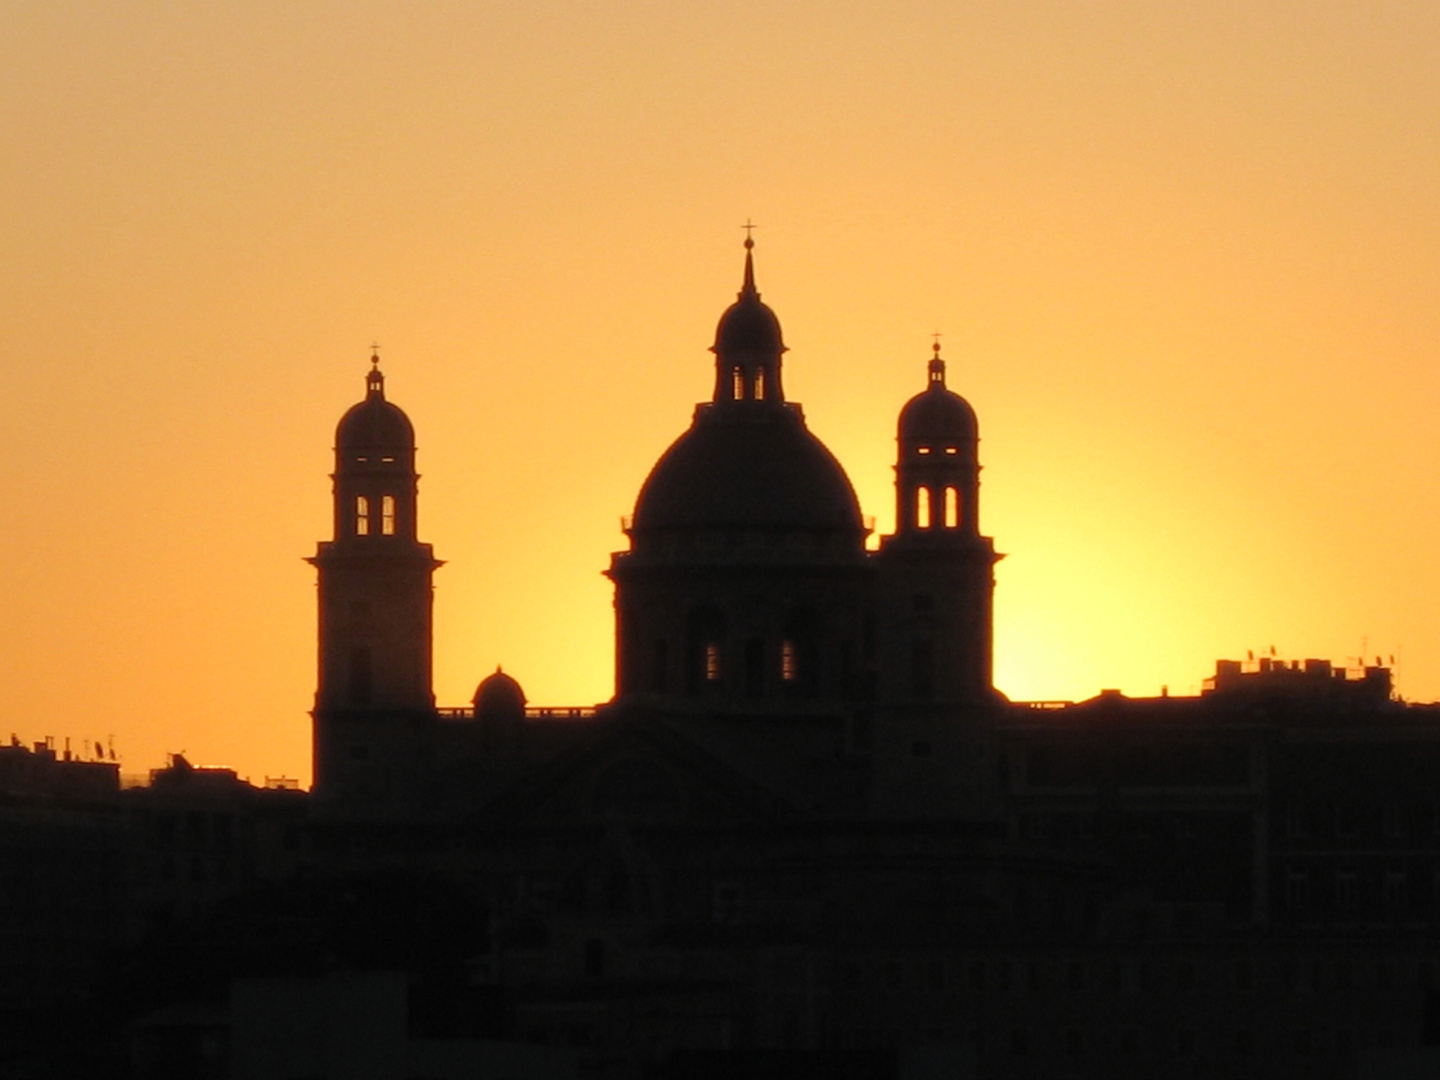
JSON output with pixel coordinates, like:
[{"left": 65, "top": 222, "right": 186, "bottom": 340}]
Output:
[{"left": 2, "top": 2, "right": 1438, "bottom": 785}]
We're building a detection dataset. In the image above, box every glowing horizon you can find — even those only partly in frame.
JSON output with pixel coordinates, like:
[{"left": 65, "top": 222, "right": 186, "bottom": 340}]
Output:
[{"left": 2, "top": 2, "right": 1438, "bottom": 785}]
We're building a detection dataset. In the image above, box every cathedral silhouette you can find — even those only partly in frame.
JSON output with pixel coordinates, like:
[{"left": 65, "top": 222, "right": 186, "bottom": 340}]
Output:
[
  {"left": 312, "top": 237, "right": 1001, "bottom": 820},
  {"left": 280, "top": 240, "right": 1440, "bottom": 1078}
]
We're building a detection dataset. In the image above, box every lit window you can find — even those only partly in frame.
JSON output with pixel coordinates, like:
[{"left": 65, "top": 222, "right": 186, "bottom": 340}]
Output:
[
  {"left": 705, "top": 642, "right": 721, "bottom": 681},
  {"left": 733, "top": 367, "right": 745, "bottom": 400},
  {"left": 944, "top": 446, "right": 958, "bottom": 455},
  {"left": 916, "top": 487, "right": 932, "bottom": 528},
  {"left": 355, "top": 496, "right": 370, "bottom": 535},
  {"left": 944, "top": 487, "right": 958, "bottom": 528},
  {"left": 754, "top": 370, "right": 765, "bottom": 400},
  {"left": 781, "top": 640, "right": 798, "bottom": 681},
  {"left": 917, "top": 446, "right": 931, "bottom": 455},
  {"left": 381, "top": 494, "right": 396, "bottom": 535}
]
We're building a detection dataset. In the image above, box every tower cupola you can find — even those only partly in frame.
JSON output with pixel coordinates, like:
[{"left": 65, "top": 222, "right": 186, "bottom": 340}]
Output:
[
  {"left": 877, "top": 340, "right": 1000, "bottom": 707},
  {"left": 711, "top": 236, "right": 786, "bottom": 405},
  {"left": 331, "top": 353, "right": 420, "bottom": 543},
  {"left": 894, "top": 343, "right": 980, "bottom": 536}
]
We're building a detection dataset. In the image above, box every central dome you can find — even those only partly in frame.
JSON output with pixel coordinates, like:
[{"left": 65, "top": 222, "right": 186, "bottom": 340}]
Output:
[
  {"left": 632, "top": 408, "right": 863, "bottom": 534},
  {"left": 628, "top": 239, "right": 864, "bottom": 543}
]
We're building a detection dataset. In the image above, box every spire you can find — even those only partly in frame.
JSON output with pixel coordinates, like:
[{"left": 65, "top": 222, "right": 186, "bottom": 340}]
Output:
[
  {"left": 928, "top": 336, "right": 946, "bottom": 388},
  {"left": 741, "top": 225, "right": 757, "bottom": 298}
]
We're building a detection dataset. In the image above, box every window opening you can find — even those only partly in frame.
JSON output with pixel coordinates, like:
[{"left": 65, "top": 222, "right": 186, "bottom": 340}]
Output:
[
  {"left": 733, "top": 367, "right": 745, "bottom": 400},
  {"left": 781, "top": 639, "right": 798, "bottom": 681},
  {"left": 355, "top": 495, "right": 370, "bottom": 536},
  {"left": 944, "top": 446, "right": 958, "bottom": 455},
  {"left": 917, "top": 446, "right": 931, "bottom": 455},
  {"left": 381, "top": 494, "right": 396, "bottom": 535},
  {"left": 916, "top": 487, "right": 932, "bottom": 529},
  {"left": 944, "top": 487, "right": 959, "bottom": 528},
  {"left": 754, "top": 369, "right": 765, "bottom": 400},
  {"left": 705, "top": 642, "right": 721, "bottom": 681}
]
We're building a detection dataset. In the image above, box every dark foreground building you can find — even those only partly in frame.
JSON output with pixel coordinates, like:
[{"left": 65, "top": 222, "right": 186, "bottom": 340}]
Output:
[{"left": 7, "top": 242, "right": 1440, "bottom": 1079}]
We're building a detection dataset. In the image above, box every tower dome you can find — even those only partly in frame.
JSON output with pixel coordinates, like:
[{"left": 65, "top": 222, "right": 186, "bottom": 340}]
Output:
[
  {"left": 712, "top": 239, "right": 785, "bottom": 358},
  {"left": 897, "top": 346, "right": 977, "bottom": 450},
  {"left": 336, "top": 355, "right": 415, "bottom": 453}
]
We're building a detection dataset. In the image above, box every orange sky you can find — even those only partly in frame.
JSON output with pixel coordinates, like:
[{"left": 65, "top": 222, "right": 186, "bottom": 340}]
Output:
[{"left": 2, "top": 2, "right": 1438, "bottom": 785}]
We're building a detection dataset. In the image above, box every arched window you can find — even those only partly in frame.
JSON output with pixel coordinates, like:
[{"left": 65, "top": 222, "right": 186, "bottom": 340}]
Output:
[
  {"left": 733, "top": 367, "right": 745, "bottom": 401},
  {"left": 705, "top": 642, "right": 722, "bottom": 681},
  {"left": 381, "top": 494, "right": 396, "bottom": 535},
  {"left": 355, "top": 495, "right": 370, "bottom": 536},
  {"left": 916, "top": 487, "right": 932, "bottom": 529},
  {"left": 753, "top": 369, "right": 765, "bottom": 400},
  {"left": 781, "top": 639, "right": 798, "bottom": 682},
  {"left": 944, "top": 486, "right": 959, "bottom": 528}
]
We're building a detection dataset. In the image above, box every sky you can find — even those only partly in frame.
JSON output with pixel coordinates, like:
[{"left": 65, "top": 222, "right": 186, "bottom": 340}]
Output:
[{"left": 1, "top": 1, "right": 1438, "bottom": 785}]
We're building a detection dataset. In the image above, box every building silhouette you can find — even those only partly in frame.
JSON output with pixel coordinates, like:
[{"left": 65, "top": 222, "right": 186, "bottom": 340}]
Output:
[
  {"left": 283, "top": 240, "right": 1440, "bottom": 1078},
  {"left": 5, "top": 241, "right": 1440, "bottom": 1079}
]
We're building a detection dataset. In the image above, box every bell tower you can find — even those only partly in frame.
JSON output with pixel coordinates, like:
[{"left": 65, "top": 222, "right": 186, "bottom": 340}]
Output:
[
  {"left": 310, "top": 353, "right": 441, "bottom": 798},
  {"left": 876, "top": 344, "right": 1000, "bottom": 705}
]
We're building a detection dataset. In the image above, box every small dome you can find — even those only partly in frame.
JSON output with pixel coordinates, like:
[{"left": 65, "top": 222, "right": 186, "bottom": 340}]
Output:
[
  {"left": 633, "top": 410, "right": 863, "bottom": 535},
  {"left": 473, "top": 666, "right": 526, "bottom": 719},
  {"left": 714, "top": 292, "right": 784, "bottom": 357},
  {"left": 336, "top": 361, "right": 415, "bottom": 451},
  {"left": 898, "top": 355, "right": 977, "bottom": 447},
  {"left": 712, "top": 240, "right": 785, "bottom": 358}
]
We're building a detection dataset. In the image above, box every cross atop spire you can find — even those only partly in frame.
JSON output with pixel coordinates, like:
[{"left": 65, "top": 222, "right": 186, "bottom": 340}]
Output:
[{"left": 740, "top": 221, "right": 758, "bottom": 297}]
